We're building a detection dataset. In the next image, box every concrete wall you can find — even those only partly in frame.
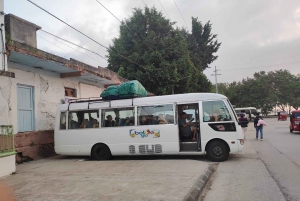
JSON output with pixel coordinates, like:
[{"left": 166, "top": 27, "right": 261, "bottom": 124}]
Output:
[
  {"left": 0, "top": 61, "right": 105, "bottom": 133},
  {"left": 0, "top": 155, "right": 16, "bottom": 178},
  {"left": 5, "top": 14, "right": 41, "bottom": 48}
]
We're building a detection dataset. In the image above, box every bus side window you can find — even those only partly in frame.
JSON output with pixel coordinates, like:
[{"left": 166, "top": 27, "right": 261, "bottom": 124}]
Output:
[
  {"left": 102, "top": 107, "right": 135, "bottom": 127},
  {"left": 137, "top": 104, "right": 174, "bottom": 125},
  {"left": 69, "top": 112, "right": 79, "bottom": 129},
  {"left": 60, "top": 112, "right": 66, "bottom": 130}
]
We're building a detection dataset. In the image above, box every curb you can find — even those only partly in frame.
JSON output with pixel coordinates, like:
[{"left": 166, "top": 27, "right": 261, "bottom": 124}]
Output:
[{"left": 182, "top": 164, "right": 216, "bottom": 201}]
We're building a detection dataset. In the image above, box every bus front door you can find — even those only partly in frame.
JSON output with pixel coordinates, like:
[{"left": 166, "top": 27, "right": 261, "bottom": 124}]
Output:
[{"left": 178, "top": 103, "right": 201, "bottom": 152}]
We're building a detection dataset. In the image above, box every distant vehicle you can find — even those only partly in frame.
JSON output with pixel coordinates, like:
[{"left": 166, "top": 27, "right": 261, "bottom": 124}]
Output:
[
  {"left": 235, "top": 107, "right": 258, "bottom": 121},
  {"left": 278, "top": 111, "right": 287, "bottom": 121},
  {"left": 290, "top": 110, "right": 300, "bottom": 133},
  {"left": 236, "top": 112, "right": 249, "bottom": 121}
]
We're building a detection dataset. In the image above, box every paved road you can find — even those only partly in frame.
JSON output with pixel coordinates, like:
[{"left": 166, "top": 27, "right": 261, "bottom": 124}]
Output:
[
  {"left": 1, "top": 155, "right": 211, "bottom": 201},
  {"left": 203, "top": 118, "right": 300, "bottom": 201}
]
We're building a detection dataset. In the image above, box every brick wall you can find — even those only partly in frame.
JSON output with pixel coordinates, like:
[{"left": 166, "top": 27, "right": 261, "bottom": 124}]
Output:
[{"left": 14, "top": 130, "right": 55, "bottom": 163}]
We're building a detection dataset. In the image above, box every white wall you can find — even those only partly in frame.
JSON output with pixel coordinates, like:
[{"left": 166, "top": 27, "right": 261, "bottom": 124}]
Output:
[
  {"left": 0, "top": 154, "right": 15, "bottom": 178},
  {"left": 0, "top": 61, "right": 105, "bottom": 133}
]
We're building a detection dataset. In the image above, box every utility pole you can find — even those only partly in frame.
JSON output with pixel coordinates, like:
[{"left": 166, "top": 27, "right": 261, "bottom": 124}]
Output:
[{"left": 211, "top": 66, "right": 221, "bottom": 93}]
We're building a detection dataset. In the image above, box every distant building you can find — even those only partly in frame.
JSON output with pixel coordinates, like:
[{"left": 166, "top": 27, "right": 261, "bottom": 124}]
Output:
[{"left": 0, "top": 13, "right": 131, "bottom": 166}]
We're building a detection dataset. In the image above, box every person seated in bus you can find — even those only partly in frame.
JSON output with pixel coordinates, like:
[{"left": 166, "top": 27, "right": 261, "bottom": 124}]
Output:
[
  {"left": 114, "top": 115, "right": 120, "bottom": 126},
  {"left": 87, "top": 118, "right": 95, "bottom": 128},
  {"left": 124, "top": 117, "right": 134, "bottom": 126},
  {"left": 81, "top": 119, "right": 89, "bottom": 128},
  {"left": 156, "top": 114, "right": 168, "bottom": 124},
  {"left": 93, "top": 119, "right": 99, "bottom": 128},
  {"left": 69, "top": 115, "right": 79, "bottom": 129},
  {"left": 179, "top": 112, "right": 196, "bottom": 141},
  {"left": 211, "top": 109, "right": 221, "bottom": 121},
  {"left": 140, "top": 116, "right": 149, "bottom": 125},
  {"left": 104, "top": 115, "right": 115, "bottom": 127}
]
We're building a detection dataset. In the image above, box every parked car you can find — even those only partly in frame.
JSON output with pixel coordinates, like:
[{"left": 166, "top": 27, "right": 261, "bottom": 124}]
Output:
[{"left": 290, "top": 110, "right": 300, "bottom": 133}]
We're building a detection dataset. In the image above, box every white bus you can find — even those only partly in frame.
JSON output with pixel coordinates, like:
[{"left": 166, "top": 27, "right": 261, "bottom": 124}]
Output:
[{"left": 55, "top": 93, "right": 244, "bottom": 162}]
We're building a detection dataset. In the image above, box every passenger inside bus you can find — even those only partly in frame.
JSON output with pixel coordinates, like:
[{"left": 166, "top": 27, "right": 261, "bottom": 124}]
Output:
[
  {"left": 104, "top": 115, "right": 115, "bottom": 127},
  {"left": 140, "top": 116, "right": 150, "bottom": 125},
  {"left": 157, "top": 114, "right": 168, "bottom": 124},
  {"left": 124, "top": 117, "right": 134, "bottom": 126},
  {"left": 92, "top": 119, "right": 99, "bottom": 128},
  {"left": 69, "top": 115, "right": 79, "bottom": 129},
  {"left": 82, "top": 119, "right": 88, "bottom": 128}
]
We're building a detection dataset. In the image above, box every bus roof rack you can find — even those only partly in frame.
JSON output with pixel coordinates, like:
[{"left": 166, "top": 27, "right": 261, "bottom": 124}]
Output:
[{"left": 67, "top": 96, "right": 136, "bottom": 110}]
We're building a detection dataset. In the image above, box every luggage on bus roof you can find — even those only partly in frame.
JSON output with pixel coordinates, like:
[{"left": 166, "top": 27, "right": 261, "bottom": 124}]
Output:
[
  {"left": 100, "top": 80, "right": 147, "bottom": 100},
  {"left": 100, "top": 85, "right": 120, "bottom": 100}
]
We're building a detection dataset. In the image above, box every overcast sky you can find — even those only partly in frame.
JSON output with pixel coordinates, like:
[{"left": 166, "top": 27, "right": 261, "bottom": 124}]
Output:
[{"left": 5, "top": 0, "right": 300, "bottom": 83}]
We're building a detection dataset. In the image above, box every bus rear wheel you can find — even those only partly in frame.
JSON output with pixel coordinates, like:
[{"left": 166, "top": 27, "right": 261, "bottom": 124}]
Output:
[
  {"left": 290, "top": 128, "right": 293, "bottom": 133},
  {"left": 206, "top": 140, "right": 229, "bottom": 162},
  {"left": 92, "top": 144, "right": 112, "bottom": 160}
]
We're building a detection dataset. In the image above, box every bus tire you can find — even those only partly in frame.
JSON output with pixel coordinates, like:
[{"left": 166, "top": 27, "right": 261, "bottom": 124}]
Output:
[
  {"left": 92, "top": 144, "right": 112, "bottom": 160},
  {"left": 206, "top": 140, "right": 229, "bottom": 162},
  {"left": 290, "top": 128, "right": 293, "bottom": 133}
]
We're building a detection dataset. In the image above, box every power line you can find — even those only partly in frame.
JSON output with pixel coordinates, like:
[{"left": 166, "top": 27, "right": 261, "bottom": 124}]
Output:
[
  {"left": 40, "top": 30, "right": 106, "bottom": 61},
  {"left": 27, "top": 0, "right": 147, "bottom": 70},
  {"left": 37, "top": 34, "right": 80, "bottom": 61},
  {"left": 142, "top": 0, "right": 147, "bottom": 6},
  {"left": 158, "top": 0, "right": 170, "bottom": 19},
  {"left": 39, "top": 31, "right": 106, "bottom": 65},
  {"left": 173, "top": 0, "right": 188, "bottom": 28},
  {"left": 95, "top": 0, "right": 156, "bottom": 52}
]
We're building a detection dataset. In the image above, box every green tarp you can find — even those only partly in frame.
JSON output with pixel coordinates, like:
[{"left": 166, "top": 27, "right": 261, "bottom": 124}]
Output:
[
  {"left": 100, "top": 80, "right": 148, "bottom": 100},
  {"left": 119, "top": 80, "right": 147, "bottom": 98},
  {"left": 100, "top": 85, "right": 120, "bottom": 99}
]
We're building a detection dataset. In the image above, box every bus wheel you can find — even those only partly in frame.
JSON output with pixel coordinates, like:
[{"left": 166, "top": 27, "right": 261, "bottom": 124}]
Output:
[
  {"left": 290, "top": 128, "right": 293, "bottom": 133},
  {"left": 206, "top": 140, "right": 229, "bottom": 162},
  {"left": 92, "top": 144, "right": 112, "bottom": 160}
]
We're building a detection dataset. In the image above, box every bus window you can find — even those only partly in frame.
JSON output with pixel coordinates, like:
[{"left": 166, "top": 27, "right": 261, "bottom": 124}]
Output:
[
  {"left": 69, "top": 112, "right": 79, "bottom": 129},
  {"left": 69, "top": 110, "right": 99, "bottom": 129},
  {"left": 202, "top": 101, "right": 232, "bottom": 122},
  {"left": 102, "top": 107, "right": 135, "bottom": 127},
  {"left": 60, "top": 112, "right": 66, "bottom": 130},
  {"left": 138, "top": 104, "right": 174, "bottom": 125}
]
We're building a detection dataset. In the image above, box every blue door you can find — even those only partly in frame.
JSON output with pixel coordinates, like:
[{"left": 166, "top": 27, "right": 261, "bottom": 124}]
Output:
[{"left": 17, "top": 85, "right": 34, "bottom": 132}]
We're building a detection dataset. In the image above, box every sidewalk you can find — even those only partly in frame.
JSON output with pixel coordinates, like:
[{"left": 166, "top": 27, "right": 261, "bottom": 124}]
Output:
[
  {"left": 1, "top": 155, "right": 211, "bottom": 201},
  {"left": 202, "top": 125, "right": 286, "bottom": 201}
]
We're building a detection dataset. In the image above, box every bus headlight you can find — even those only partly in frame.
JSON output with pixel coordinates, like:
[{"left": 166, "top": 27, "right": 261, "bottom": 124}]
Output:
[
  {"left": 239, "top": 139, "right": 244, "bottom": 145},
  {"left": 295, "top": 121, "right": 300, "bottom": 125}
]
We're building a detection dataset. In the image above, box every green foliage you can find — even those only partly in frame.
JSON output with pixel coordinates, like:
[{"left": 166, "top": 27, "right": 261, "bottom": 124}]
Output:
[
  {"left": 107, "top": 7, "right": 216, "bottom": 95},
  {"left": 213, "top": 70, "right": 300, "bottom": 115}
]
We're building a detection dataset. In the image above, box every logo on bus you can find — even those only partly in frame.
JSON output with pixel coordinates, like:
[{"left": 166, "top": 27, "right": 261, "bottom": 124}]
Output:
[{"left": 129, "top": 129, "right": 160, "bottom": 138}]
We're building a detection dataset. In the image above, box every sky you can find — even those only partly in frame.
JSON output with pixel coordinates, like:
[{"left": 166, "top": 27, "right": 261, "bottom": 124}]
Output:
[{"left": 4, "top": 0, "right": 300, "bottom": 83}]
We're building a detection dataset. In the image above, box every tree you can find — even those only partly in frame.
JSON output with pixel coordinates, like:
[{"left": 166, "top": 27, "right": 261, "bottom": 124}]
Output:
[
  {"left": 290, "top": 74, "right": 300, "bottom": 110},
  {"left": 184, "top": 17, "right": 221, "bottom": 71},
  {"left": 107, "top": 7, "right": 215, "bottom": 95},
  {"left": 216, "top": 70, "right": 299, "bottom": 115}
]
